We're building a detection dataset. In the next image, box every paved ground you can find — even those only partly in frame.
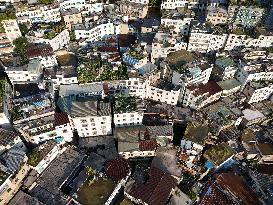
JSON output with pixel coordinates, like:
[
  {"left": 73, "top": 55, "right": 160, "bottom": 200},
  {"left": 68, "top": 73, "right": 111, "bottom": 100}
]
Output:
[{"left": 0, "top": 164, "right": 31, "bottom": 205}]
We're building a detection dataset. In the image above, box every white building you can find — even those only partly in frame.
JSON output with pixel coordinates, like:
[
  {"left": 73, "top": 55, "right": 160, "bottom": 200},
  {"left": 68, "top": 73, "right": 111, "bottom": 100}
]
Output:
[
  {"left": 161, "top": 0, "right": 188, "bottom": 10},
  {"left": 161, "top": 17, "right": 193, "bottom": 36},
  {"left": 206, "top": 6, "right": 228, "bottom": 25},
  {"left": 113, "top": 94, "right": 144, "bottom": 127},
  {"left": 59, "top": 0, "right": 86, "bottom": 11},
  {"left": 151, "top": 32, "right": 187, "bottom": 62},
  {"left": 236, "top": 59, "right": 273, "bottom": 89},
  {"left": 188, "top": 24, "right": 228, "bottom": 52},
  {"left": 181, "top": 81, "right": 223, "bottom": 109},
  {"left": 58, "top": 96, "right": 112, "bottom": 138},
  {"left": 28, "top": 29, "right": 70, "bottom": 51},
  {"left": 243, "top": 82, "right": 273, "bottom": 104},
  {"left": 5, "top": 59, "right": 43, "bottom": 84},
  {"left": 74, "top": 22, "right": 116, "bottom": 43},
  {"left": 2, "top": 19, "right": 21, "bottom": 42},
  {"left": 215, "top": 56, "right": 238, "bottom": 80}
]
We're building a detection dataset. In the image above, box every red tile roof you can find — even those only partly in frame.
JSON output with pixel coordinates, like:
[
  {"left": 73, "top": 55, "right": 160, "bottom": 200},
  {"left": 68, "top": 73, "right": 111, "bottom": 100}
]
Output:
[
  {"left": 98, "top": 46, "right": 118, "bottom": 52},
  {"left": 105, "top": 159, "right": 130, "bottom": 182},
  {"left": 188, "top": 81, "right": 223, "bottom": 97},
  {"left": 54, "top": 112, "right": 70, "bottom": 127},
  {"left": 139, "top": 139, "right": 157, "bottom": 151},
  {"left": 200, "top": 183, "right": 237, "bottom": 205},
  {"left": 26, "top": 44, "right": 53, "bottom": 59},
  {"left": 216, "top": 173, "right": 259, "bottom": 205},
  {"left": 129, "top": 167, "right": 177, "bottom": 205}
]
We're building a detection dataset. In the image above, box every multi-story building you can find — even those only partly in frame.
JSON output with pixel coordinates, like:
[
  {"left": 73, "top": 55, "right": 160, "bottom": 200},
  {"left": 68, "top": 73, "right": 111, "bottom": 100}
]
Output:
[
  {"left": 243, "top": 82, "right": 273, "bottom": 104},
  {"left": 26, "top": 44, "right": 58, "bottom": 68},
  {"left": 236, "top": 58, "right": 273, "bottom": 89},
  {"left": 62, "top": 8, "right": 82, "bottom": 30},
  {"left": 161, "top": 10, "right": 193, "bottom": 36},
  {"left": 215, "top": 56, "right": 238, "bottom": 80},
  {"left": 74, "top": 21, "right": 116, "bottom": 43},
  {"left": 206, "top": 6, "right": 228, "bottom": 25},
  {"left": 58, "top": 96, "right": 112, "bottom": 137},
  {"left": 27, "top": 29, "right": 70, "bottom": 51},
  {"left": 59, "top": 0, "right": 86, "bottom": 11},
  {"left": 181, "top": 81, "right": 223, "bottom": 109},
  {"left": 5, "top": 59, "right": 43, "bottom": 84},
  {"left": 161, "top": 0, "right": 188, "bottom": 10},
  {"left": 113, "top": 94, "right": 144, "bottom": 127},
  {"left": 230, "top": 6, "right": 264, "bottom": 28},
  {"left": 188, "top": 23, "right": 228, "bottom": 52},
  {"left": 151, "top": 32, "right": 187, "bottom": 62},
  {"left": 16, "top": 5, "right": 61, "bottom": 24},
  {"left": 116, "top": 0, "right": 148, "bottom": 20},
  {"left": 2, "top": 19, "right": 21, "bottom": 42},
  {"left": 0, "top": 34, "right": 13, "bottom": 55}
]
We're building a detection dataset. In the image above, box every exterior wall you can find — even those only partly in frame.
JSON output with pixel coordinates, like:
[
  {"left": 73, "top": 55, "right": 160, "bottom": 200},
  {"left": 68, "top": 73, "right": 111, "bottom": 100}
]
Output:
[
  {"left": 222, "top": 67, "right": 237, "bottom": 80},
  {"left": 206, "top": 11, "right": 228, "bottom": 25},
  {"left": 145, "top": 85, "right": 180, "bottom": 105},
  {"left": 75, "top": 22, "right": 115, "bottom": 42},
  {"left": 33, "top": 145, "right": 61, "bottom": 174},
  {"left": 82, "top": 3, "right": 104, "bottom": 15},
  {"left": 161, "top": 0, "right": 188, "bottom": 10},
  {"left": 39, "top": 56, "right": 58, "bottom": 68},
  {"left": 2, "top": 19, "right": 21, "bottom": 42},
  {"left": 151, "top": 42, "right": 187, "bottom": 61},
  {"left": 28, "top": 29, "right": 70, "bottom": 51},
  {"left": 161, "top": 18, "right": 192, "bottom": 35},
  {"left": 72, "top": 115, "right": 112, "bottom": 137},
  {"left": 0, "top": 175, "right": 11, "bottom": 195},
  {"left": 52, "top": 75, "right": 78, "bottom": 90},
  {"left": 63, "top": 13, "right": 82, "bottom": 30},
  {"left": 55, "top": 123, "right": 73, "bottom": 142},
  {"left": 188, "top": 32, "right": 227, "bottom": 52},
  {"left": 5, "top": 71, "right": 40, "bottom": 83},
  {"left": 120, "top": 150, "right": 155, "bottom": 159},
  {"left": 127, "top": 0, "right": 148, "bottom": 4},
  {"left": 114, "top": 112, "right": 143, "bottom": 127},
  {"left": 60, "top": 0, "right": 86, "bottom": 11},
  {"left": 248, "top": 86, "right": 273, "bottom": 104},
  {"left": 221, "top": 85, "right": 241, "bottom": 97}
]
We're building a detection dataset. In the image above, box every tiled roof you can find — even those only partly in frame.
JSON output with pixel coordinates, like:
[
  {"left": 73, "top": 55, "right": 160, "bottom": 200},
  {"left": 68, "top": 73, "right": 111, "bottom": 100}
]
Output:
[
  {"left": 26, "top": 44, "right": 53, "bottom": 59},
  {"left": 0, "top": 128, "right": 18, "bottom": 146},
  {"left": 188, "top": 81, "right": 223, "bottom": 97},
  {"left": 54, "top": 112, "right": 70, "bottom": 127},
  {"left": 146, "top": 125, "right": 173, "bottom": 137},
  {"left": 200, "top": 183, "right": 237, "bottom": 205},
  {"left": 105, "top": 159, "right": 130, "bottom": 182},
  {"left": 216, "top": 173, "right": 259, "bottom": 205},
  {"left": 139, "top": 139, "right": 157, "bottom": 151},
  {"left": 129, "top": 167, "right": 177, "bottom": 205}
]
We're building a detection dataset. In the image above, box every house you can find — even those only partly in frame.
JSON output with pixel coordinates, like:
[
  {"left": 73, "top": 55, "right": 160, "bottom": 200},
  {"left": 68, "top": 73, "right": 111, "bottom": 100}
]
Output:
[
  {"left": 243, "top": 82, "right": 273, "bottom": 104},
  {"left": 27, "top": 140, "right": 62, "bottom": 173},
  {"left": 204, "top": 143, "right": 234, "bottom": 168},
  {"left": 161, "top": 0, "right": 188, "bottom": 10},
  {"left": 206, "top": 6, "right": 228, "bottom": 25},
  {"left": 30, "top": 146, "right": 85, "bottom": 204},
  {"left": 5, "top": 59, "right": 43, "bottom": 84},
  {"left": 217, "top": 78, "right": 241, "bottom": 97},
  {"left": 256, "top": 143, "right": 273, "bottom": 163},
  {"left": 2, "top": 19, "right": 21, "bottom": 42},
  {"left": 113, "top": 94, "right": 144, "bottom": 127},
  {"left": 26, "top": 44, "right": 58, "bottom": 68},
  {"left": 10, "top": 83, "right": 54, "bottom": 124},
  {"left": 181, "top": 81, "right": 223, "bottom": 109},
  {"left": 125, "top": 166, "right": 177, "bottom": 205},
  {"left": 115, "top": 125, "right": 158, "bottom": 159},
  {"left": 59, "top": 0, "right": 86, "bottom": 11},
  {"left": 215, "top": 56, "right": 238, "bottom": 81},
  {"left": 58, "top": 96, "right": 112, "bottom": 137},
  {"left": 241, "top": 109, "right": 266, "bottom": 126},
  {"left": 116, "top": 0, "right": 148, "bottom": 20},
  {"left": 8, "top": 190, "right": 45, "bottom": 205},
  {"left": 187, "top": 23, "right": 228, "bottom": 53},
  {"left": 241, "top": 129, "right": 258, "bottom": 160},
  {"left": 62, "top": 8, "right": 82, "bottom": 31},
  {"left": 141, "top": 18, "right": 160, "bottom": 33},
  {"left": 0, "top": 33, "right": 13, "bottom": 55}
]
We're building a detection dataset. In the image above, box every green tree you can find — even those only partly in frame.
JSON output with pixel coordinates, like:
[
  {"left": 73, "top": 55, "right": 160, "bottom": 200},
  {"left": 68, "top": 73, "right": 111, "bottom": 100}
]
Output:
[
  {"left": 85, "top": 166, "right": 94, "bottom": 176},
  {"left": 38, "top": 0, "right": 55, "bottom": 4},
  {"left": 13, "top": 36, "right": 29, "bottom": 64},
  {"left": 19, "top": 24, "right": 29, "bottom": 36}
]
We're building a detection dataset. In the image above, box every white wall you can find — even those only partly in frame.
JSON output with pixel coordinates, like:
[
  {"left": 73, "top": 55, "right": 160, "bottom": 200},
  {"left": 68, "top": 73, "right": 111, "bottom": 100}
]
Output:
[{"left": 114, "top": 112, "right": 143, "bottom": 127}]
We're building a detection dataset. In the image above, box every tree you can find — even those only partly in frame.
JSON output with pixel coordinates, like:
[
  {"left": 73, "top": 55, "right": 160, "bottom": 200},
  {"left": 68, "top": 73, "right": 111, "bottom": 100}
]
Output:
[
  {"left": 19, "top": 24, "right": 29, "bottom": 36},
  {"left": 13, "top": 36, "right": 29, "bottom": 64},
  {"left": 38, "top": 0, "right": 55, "bottom": 4},
  {"left": 85, "top": 166, "right": 94, "bottom": 176}
]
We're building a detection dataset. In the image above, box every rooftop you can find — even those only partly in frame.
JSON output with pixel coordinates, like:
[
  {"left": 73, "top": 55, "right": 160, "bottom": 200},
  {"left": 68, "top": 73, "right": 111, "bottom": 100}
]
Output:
[
  {"left": 114, "top": 94, "right": 137, "bottom": 114},
  {"left": 105, "top": 159, "right": 130, "bottom": 182},
  {"left": 9, "top": 190, "right": 44, "bottom": 205},
  {"left": 127, "top": 167, "right": 177, "bottom": 205},
  {"left": 166, "top": 50, "right": 198, "bottom": 67},
  {"left": 204, "top": 143, "right": 233, "bottom": 166},
  {"left": 256, "top": 143, "right": 273, "bottom": 155},
  {"left": 0, "top": 128, "right": 18, "bottom": 147},
  {"left": 217, "top": 79, "right": 241, "bottom": 90},
  {"left": 26, "top": 44, "right": 53, "bottom": 59},
  {"left": 13, "top": 83, "right": 44, "bottom": 99},
  {"left": 188, "top": 81, "right": 223, "bottom": 97},
  {"left": 184, "top": 123, "right": 209, "bottom": 145}
]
